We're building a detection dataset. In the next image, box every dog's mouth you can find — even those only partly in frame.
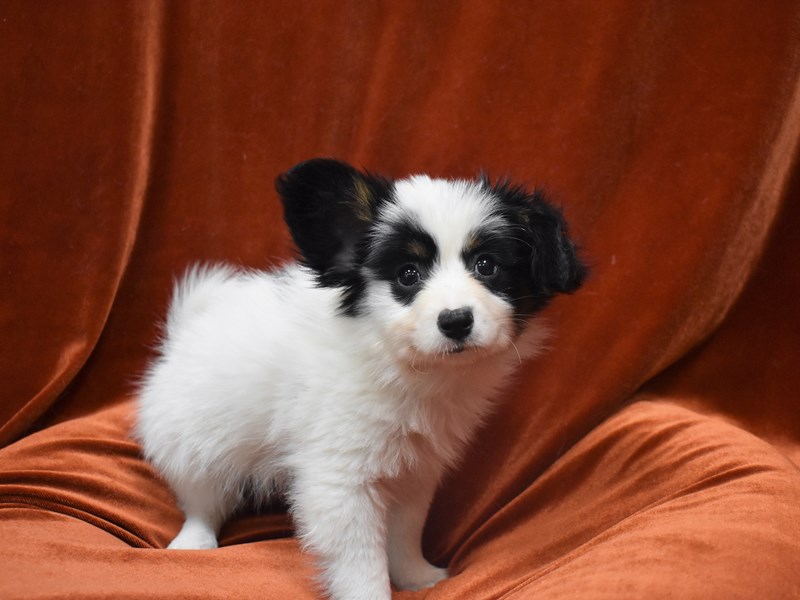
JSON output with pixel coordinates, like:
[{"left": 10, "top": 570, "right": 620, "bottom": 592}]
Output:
[
  {"left": 443, "top": 339, "right": 487, "bottom": 358},
  {"left": 406, "top": 340, "right": 502, "bottom": 372},
  {"left": 446, "top": 342, "right": 466, "bottom": 355}
]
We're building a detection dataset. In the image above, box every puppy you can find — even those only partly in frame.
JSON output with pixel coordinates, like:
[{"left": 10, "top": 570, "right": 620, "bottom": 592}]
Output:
[{"left": 136, "top": 158, "right": 585, "bottom": 600}]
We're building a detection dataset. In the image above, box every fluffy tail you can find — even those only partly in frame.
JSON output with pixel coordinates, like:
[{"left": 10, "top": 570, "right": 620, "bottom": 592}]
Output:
[{"left": 165, "top": 264, "right": 239, "bottom": 334}]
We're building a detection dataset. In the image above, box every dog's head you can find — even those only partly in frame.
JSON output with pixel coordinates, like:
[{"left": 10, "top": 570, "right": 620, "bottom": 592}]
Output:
[{"left": 276, "top": 158, "right": 586, "bottom": 365}]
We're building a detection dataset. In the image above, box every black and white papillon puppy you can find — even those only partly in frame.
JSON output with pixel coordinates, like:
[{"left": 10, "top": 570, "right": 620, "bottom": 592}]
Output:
[{"left": 136, "top": 158, "right": 586, "bottom": 600}]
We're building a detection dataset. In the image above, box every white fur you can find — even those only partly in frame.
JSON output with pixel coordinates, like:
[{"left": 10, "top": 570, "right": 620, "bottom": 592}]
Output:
[
  {"left": 136, "top": 177, "right": 548, "bottom": 600},
  {"left": 370, "top": 177, "right": 515, "bottom": 363}
]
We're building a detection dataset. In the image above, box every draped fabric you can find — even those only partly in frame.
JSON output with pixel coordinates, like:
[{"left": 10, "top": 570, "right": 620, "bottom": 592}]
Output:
[{"left": 2, "top": 2, "right": 799, "bottom": 597}]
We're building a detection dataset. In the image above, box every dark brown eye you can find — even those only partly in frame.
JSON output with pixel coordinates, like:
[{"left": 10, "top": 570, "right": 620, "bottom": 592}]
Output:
[
  {"left": 397, "top": 265, "right": 421, "bottom": 287},
  {"left": 475, "top": 255, "right": 498, "bottom": 278}
]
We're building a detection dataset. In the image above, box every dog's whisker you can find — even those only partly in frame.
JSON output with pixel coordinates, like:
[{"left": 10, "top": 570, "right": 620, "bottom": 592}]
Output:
[
  {"left": 509, "top": 340, "right": 522, "bottom": 364},
  {"left": 410, "top": 351, "right": 429, "bottom": 375}
]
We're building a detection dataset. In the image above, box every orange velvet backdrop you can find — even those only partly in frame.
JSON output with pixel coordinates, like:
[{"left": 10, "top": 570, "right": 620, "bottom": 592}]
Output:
[{"left": 2, "top": 2, "right": 799, "bottom": 598}]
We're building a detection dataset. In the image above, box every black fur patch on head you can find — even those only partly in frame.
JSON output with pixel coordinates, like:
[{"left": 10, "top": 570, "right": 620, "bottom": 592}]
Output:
[
  {"left": 481, "top": 177, "right": 587, "bottom": 316},
  {"left": 364, "top": 218, "right": 438, "bottom": 306},
  {"left": 462, "top": 224, "right": 531, "bottom": 309},
  {"left": 275, "top": 158, "right": 393, "bottom": 314},
  {"left": 276, "top": 160, "right": 586, "bottom": 319}
]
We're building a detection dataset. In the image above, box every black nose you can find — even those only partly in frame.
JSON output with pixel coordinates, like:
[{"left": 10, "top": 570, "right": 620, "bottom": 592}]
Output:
[{"left": 437, "top": 307, "right": 474, "bottom": 340}]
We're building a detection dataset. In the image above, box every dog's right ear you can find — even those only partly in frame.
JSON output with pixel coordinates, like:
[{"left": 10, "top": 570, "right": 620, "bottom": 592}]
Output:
[{"left": 276, "top": 158, "right": 391, "bottom": 287}]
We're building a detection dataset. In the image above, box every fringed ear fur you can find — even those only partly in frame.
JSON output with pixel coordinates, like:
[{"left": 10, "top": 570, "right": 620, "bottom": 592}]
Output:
[
  {"left": 483, "top": 177, "right": 587, "bottom": 298},
  {"left": 527, "top": 198, "right": 587, "bottom": 295},
  {"left": 275, "top": 158, "right": 391, "bottom": 288}
]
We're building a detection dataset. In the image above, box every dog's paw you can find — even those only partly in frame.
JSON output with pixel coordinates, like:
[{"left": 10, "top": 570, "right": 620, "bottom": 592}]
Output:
[
  {"left": 392, "top": 562, "right": 448, "bottom": 591},
  {"left": 166, "top": 520, "right": 219, "bottom": 550}
]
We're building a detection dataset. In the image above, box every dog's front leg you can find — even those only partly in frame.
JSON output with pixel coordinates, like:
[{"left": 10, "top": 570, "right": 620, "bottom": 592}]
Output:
[
  {"left": 291, "top": 475, "right": 390, "bottom": 600},
  {"left": 387, "top": 469, "right": 448, "bottom": 590}
]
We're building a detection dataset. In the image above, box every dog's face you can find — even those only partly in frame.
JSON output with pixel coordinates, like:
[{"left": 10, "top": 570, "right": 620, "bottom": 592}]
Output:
[{"left": 277, "top": 159, "right": 585, "bottom": 366}]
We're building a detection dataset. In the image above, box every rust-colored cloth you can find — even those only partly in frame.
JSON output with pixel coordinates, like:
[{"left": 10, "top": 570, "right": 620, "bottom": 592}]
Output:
[{"left": 2, "top": 2, "right": 800, "bottom": 598}]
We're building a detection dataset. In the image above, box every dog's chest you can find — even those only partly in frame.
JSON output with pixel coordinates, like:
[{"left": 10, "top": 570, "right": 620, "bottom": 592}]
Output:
[
  {"left": 373, "top": 426, "right": 440, "bottom": 480},
  {"left": 369, "top": 397, "right": 480, "bottom": 480}
]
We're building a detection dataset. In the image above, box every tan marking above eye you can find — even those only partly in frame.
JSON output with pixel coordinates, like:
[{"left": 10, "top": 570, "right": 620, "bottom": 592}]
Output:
[{"left": 407, "top": 240, "right": 428, "bottom": 258}]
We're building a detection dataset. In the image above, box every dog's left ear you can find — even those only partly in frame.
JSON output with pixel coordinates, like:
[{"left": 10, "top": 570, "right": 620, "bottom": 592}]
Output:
[
  {"left": 276, "top": 158, "right": 390, "bottom": 287},
  {"left": 526, "top": 194, "right": 587, "bottom": 296}
]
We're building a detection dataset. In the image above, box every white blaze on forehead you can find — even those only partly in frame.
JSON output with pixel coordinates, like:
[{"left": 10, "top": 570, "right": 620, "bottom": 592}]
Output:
[
  {"left": 381, "top": 176, "right": 503, "bottom": 261},
  {"left": 365, "top": 176, "right": 519, "bottom": 361}
]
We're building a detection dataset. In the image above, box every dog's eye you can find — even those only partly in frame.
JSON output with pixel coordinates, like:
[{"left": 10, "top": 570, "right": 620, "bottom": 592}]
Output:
[
  {"left": 397, "top": 265, "right": 421, "bottom": 287},
  {"left": 474, "top": 255, "right": 498, "bottom": 278}
]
